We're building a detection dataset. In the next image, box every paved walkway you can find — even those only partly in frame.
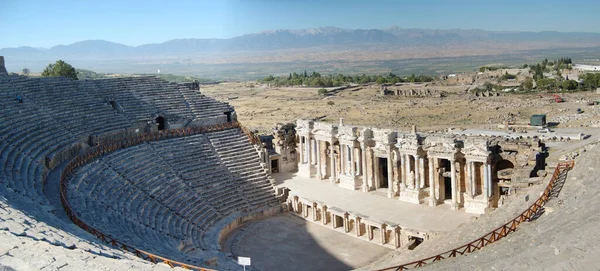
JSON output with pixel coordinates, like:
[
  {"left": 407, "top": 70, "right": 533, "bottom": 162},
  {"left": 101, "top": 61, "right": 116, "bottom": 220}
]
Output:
[{"left": 274, "top": 172, "right": 476, "bottom": 233}]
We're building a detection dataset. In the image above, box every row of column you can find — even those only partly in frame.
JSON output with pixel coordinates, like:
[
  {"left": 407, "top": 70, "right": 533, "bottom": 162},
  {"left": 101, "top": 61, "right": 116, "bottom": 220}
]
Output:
[
  {"left": 299, "top": 134, "right": 493, "bottom": 210},
  {"left": 288, "top": 195, "right": 404, "bottom": 248},
  {"left": 299, "top": 135, "right": 364, "bottom": 181}
]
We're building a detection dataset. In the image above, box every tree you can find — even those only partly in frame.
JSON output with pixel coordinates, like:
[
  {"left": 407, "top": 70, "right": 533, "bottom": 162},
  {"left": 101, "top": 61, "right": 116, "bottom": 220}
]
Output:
[
  {"left": 41, "top": 60, "right": 78, "bottom": 80},
  {"left": 522, "top": 77, "right": 534, "bottom": 90},
  {"left": 533, "top": 64, "right": 544, "bottom": 80},
  {"left": 500, "top": 72, "right": 517, "bottom": 80},
  {"left": 561, "top": 80, "right": 578, "bottom": 91},
  {"left": 536, "top": 78, "right": 558, "bottom": 91},
  {"left": 580, "top": 73, "right": 600, "bottom": 90},
  {"left": 22, "top": 68, "right": 30, "bottom": 75},
  {"left": 483, "top": 82, "right": 496, "bottom": 91}
]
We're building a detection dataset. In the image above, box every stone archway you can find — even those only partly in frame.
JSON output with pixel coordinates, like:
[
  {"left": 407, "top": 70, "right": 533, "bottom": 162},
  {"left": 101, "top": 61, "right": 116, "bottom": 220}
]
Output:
[
  {"left": 494, "top": 159, "right": 514, "bottom": 182},
  {"left": 155, "top": 116, "right": 166, "bottom": 130}
]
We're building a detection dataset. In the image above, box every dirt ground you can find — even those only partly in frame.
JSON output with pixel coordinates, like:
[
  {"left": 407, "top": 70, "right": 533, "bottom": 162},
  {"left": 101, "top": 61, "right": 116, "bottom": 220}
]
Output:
[
  {"left": 205, "top": 82, "right": 600, "bottom": 270},
  {"left": 201, "top": 82, "right": 600, "bottom": 133},
  {"left": 222, "top": 213, "right": 391, "bottom": 271}
]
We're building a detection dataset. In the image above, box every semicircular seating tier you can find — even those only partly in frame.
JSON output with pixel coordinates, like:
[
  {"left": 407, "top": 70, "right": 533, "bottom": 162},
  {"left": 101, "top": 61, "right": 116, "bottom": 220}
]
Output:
[
  {"left": 0, "top": 74, "right": 230, "bottom": 204},
  {"left": 67, "top": 129, "right": 280, "bottom": 266},
  {"left": 0, "top": 73, "right": 269, "bottom": 269}
]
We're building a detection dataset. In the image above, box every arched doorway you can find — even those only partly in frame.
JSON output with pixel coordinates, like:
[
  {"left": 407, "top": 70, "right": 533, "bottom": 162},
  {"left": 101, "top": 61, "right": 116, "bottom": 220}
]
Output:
[
  {"left": 224, "top": 111, "right": 232, "bottom": 122},
  {"left": 156, "top": 116, "right": 166, "bottom": 130},
  {"left": 494, "top": 159, "right": 514, "bottom": 181},
  {"left": 493, "top": 159, "right": 514, "bottom": 206}
]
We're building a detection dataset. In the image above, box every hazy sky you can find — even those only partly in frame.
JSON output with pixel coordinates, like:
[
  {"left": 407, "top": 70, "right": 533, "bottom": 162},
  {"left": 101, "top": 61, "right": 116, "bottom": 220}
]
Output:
[{"left": 0, "top": 0, "right": 597, "bottom": 48}]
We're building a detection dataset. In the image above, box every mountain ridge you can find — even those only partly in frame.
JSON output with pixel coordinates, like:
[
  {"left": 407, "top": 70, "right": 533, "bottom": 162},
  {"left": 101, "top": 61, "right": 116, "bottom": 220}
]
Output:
[
  {"left": 4, "top": 26, "right": 600, "bottom": 52},
  {"left": 2, "top": 26, "right": 600, "bottom": 77}
]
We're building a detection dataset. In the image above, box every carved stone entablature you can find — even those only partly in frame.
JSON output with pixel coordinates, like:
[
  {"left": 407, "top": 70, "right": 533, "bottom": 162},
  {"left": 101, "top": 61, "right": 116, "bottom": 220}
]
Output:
[
  {"left": 296, "top": 119, "right": 314, "bottom": 135},
  {"left": 372, "top": 128, "right": 397, "bottom": 145},
  {"left": 462, "top": 138, "right": 491, "bottom": 162},
  {"left": 373, "top": 144, "right": 391, "bottom": 157},
  {"left": 312, "top": 122, "right": 338, "bottom": 141},
  {"left": 424, "top": 135, "right": 458, "bottom": 150},
  {"left": 396, "top": 133, "right": 422, "bottom": 154},
  {"left": 357, "top": 128, "right": 373, "bottom": 145},
  {"left": 422, "top": 135, "right": 459, "bottom": 159},
  {"left": 338, "top": 125, "right": 358, "bottom": 143}
]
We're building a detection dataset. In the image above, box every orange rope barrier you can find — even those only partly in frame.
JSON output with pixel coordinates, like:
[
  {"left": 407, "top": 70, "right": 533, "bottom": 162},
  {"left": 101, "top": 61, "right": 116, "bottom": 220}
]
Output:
[
  {"left": 373, "top": 160, "right": 574, "bottom": 271},
  {"left": 59, "top": 121, "right": 250, "bottom": 271}
]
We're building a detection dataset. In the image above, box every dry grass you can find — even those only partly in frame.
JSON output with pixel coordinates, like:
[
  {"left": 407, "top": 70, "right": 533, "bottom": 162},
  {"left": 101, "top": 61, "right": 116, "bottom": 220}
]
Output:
[{"left": 201, "top": 82, "right": 600, "bottom": 132}]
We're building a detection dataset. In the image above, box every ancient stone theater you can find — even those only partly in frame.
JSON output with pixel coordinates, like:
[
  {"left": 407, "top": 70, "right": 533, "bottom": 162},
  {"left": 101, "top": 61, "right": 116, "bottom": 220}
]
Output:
[{"left": 0, "top": 56, "right": 556, "bottom": 271}]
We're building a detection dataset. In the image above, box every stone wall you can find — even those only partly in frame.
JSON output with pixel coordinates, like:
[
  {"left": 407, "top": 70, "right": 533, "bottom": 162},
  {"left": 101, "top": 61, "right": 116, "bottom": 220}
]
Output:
[{"left": 0, "top": 56, "right": 7, "bottom": 75}]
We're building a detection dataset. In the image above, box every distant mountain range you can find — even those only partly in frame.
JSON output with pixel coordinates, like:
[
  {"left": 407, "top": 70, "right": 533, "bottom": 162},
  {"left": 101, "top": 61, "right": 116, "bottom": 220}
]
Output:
[{"left": 3, "top": 26, "right": 600, "bottom": 61}]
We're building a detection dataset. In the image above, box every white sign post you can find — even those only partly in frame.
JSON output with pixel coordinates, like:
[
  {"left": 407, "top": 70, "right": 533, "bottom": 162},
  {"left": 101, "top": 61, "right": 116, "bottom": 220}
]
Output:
[{"left": 238, "top": 256, "right": 251, "bottom": 271}]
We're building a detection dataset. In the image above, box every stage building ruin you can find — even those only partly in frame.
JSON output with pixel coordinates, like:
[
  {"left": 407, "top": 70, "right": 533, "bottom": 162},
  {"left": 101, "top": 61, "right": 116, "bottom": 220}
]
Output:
[{"left": 283, "top": 119, "right": 544, "bottom": 214}]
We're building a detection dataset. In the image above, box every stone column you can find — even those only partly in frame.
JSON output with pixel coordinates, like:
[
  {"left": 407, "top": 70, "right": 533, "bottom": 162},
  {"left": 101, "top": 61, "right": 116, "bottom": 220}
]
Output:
[
  {"left": 293, "top": 196, "right": 299, "bottom": 213},
  {"left": 404, "top": 154, "right": 412, "bottom": 189},
  {"left": 299, "top": 136, "right": 304, "bottom": 164},
  {"left": 357, "top": 148, "right": 362, "bottom": 176},
  {"left": 316, "top": 140, "right": 322, "bottom": 179},
  {"left": 380, "top": 224, "right": 387, "bottom": 245},
  {"left": 308, "top": 138, "right": 313, "bottom": 164},
  {"left": 350, "top": 146, "right": 356, "bottom": 176},
  {"left": 340, "top": 144, "right": 345, "bottom": 174},
  {"left": 467, "top": 161, "right": 473, "bottom": 198},
  {"left": 428, "top": 157, "right": 436, "bottom": 206},
  {"left": 434, "top": 159, "right": 441, "bottom": 202},
  {"left": 419, "top": 156, "right": 425, "bottom": 189},
  {"left": 450, "top": 159, "right": 458, "bottom": 210},
  {"left": 456, "top": 160, "right": 462, "bottom": 204},
  {"left": 361, "top": 145, "right": 368, "bottom": 192},
  {"left": 331, "top": 214, "right": 337, "bottom": 229},
  {"left": 312, "top": 202, "right": 318, "bottom": 221},
  {"left": 400, "top": 153, "right": 406, "bottom": 190},
  {"left": 487, "top": 163, "right": 493, "bottom": 198},
  {"left": 344, "top": 213, "right": 350, "bottom": 233},
  {"left": 483, "top": 163, "right": 489, "bottom": 202},
  {"left": 414, "top": 155, "right": 420, "bottom": 189},
  {"left": 321, "top": 205, "right": 328, "bottom": 225},
  {"left": 387, "top": 148, "right": 394, "bottom": 198},
  {"left": 393, "top": 226, "right": 401, "bottom": 248},
  {"left": 330, "top": 141, "right": 336, "bottom": 183},
  {"left": 368, "top": 225, "right": 373, "bottom": 241},
  {"left": 303, "top": 203, "right": 308, "bottom": 218},
  {"left": 355, "top": 216, "right": 362, "bottom": 237}
]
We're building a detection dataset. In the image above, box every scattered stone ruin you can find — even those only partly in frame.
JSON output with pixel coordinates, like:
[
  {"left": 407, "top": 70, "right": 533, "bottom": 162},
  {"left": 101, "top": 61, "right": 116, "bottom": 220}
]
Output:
[
  {"left": 472, "top": 91, "right": 501, "bottom": 97},
  {"left": 293, "top": 119, "right": 543, "bottom": 214},
  {"left": 265, "top": 123, "right": 298, "bottom": 173},
  {"left": 381, "top": 86, "right": 446, "bottom": 98}
]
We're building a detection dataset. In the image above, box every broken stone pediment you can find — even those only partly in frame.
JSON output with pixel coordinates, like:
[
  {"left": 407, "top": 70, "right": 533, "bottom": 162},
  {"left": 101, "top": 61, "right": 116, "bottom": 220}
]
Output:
[
  {"left": 296, "top": 119, "right": 314, "bottom": 134},
  {"left": 462, "top": 139, "right": 490, "bottom": 158},
  {"left": 397, "top": 136, "right": 420, "bottom": 151},
  {"left": 372, "top": 129, "right": 397, "bottom": 145},
  {"left": 337, "top": 125, "right": 358, "bottom": 141}
]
